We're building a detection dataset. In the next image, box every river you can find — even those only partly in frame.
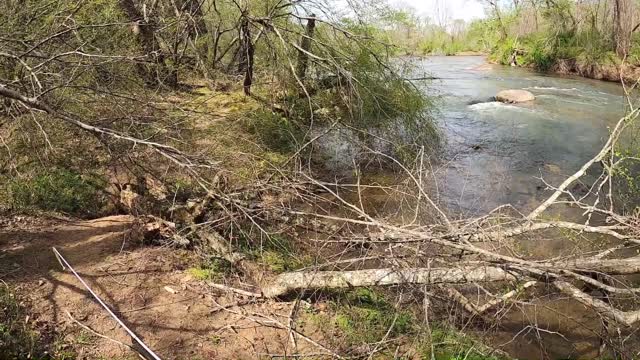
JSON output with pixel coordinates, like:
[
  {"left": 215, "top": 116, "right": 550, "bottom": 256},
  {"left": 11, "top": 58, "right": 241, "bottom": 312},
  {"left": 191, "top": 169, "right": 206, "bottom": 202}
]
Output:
[
  {"left": 418, "top": 56, "right": 626, "bottom": 215},
  {"left": 418, "top": 56, "right": 631, "bottom": 359},
  {"left": 311, "top": 56, "right": 632, "bottom": 359}
]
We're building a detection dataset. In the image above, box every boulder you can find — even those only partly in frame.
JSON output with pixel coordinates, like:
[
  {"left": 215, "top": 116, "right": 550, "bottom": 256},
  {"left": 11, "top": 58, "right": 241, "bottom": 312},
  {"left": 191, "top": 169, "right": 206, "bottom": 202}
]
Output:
[{"left": 495, "top": 89, "right": 535, "bottom": 103}]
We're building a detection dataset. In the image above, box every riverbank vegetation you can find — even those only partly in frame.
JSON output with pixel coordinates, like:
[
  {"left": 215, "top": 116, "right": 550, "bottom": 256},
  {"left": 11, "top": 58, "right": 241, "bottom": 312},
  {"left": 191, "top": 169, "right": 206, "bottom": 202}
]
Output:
[
  {"left": 484, "top": 0, "right": 640, "bottom": 81},
  {"left": 388, "top": 0, "right": 640, "bottom": 81}
]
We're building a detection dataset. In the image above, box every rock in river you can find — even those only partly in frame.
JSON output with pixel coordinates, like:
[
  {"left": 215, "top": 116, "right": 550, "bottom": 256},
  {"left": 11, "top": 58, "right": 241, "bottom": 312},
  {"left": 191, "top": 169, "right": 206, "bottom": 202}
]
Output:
[{"left": 495, "top": 89, "right": 535, "bottom": 103}]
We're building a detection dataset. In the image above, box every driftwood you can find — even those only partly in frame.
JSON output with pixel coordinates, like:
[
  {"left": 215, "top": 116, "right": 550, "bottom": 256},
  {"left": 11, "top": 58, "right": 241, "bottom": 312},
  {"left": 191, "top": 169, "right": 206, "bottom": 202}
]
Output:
[
  {"left": 261, "top": 257, "right": 640, "bottom": 295},
  {"left": 262, "top": 266, "right": 517, "bottom": 298}
]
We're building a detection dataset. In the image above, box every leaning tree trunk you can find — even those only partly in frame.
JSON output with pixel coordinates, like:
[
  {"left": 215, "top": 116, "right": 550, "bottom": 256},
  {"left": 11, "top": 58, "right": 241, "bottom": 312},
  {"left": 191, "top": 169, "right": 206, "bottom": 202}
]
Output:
[
  {"left": 118, "top": 0, "right": 177, "bottom": 87},
  {"left": 614, "top": 0, "right": 633, "bottom": 57},
  {"left": 295, "top": 15, "right": 316, "bottom": 81}
]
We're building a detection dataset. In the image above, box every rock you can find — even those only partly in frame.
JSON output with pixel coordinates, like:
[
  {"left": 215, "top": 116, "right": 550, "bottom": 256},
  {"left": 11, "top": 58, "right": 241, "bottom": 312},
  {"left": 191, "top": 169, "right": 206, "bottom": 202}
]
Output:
[
  {"left": 495, "top": 89, "right": 535, "bottom": 103},
  {"left": 467, "top": 97, "right": 496, "bottom": 105},
  {"left": 164, "top": 286, "right": 178, "bottom": 294}
]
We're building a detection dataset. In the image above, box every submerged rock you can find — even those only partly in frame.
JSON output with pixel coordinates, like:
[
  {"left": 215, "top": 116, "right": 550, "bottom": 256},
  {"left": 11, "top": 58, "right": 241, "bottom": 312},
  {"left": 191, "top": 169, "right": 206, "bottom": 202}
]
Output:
[
  {"left": 467, "top": 97, "right": 496, "bottom": 105},
  {"left": 496, "top": 89, "right": 535, "bottom": 103}
]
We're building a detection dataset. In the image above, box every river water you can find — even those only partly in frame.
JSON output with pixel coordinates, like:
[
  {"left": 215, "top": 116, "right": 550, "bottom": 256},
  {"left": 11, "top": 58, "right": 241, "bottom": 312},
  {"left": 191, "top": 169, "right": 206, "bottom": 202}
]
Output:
[
  {"left": 417, "top": 57, "right": 632, "bottom": 359},
  {"left": 417, "top": 56, "right": 626, "bottom": 215}
]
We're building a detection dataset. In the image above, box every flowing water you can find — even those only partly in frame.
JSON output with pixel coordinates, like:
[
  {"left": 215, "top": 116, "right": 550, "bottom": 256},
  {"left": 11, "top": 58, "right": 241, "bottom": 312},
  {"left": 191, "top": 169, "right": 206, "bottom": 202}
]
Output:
[
  {"left": 418, "top": 56, "right": 626, "bottom": 215},
  {"left": 417, "top": 57, "right": 632, "bottom": 359}
]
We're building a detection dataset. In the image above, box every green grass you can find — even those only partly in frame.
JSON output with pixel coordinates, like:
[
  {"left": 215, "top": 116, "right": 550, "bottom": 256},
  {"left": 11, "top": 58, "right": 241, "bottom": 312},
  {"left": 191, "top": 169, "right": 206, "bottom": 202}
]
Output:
[
  {"left": 232, "top": 231, "right": 312, "bottom": 273},
  {"left": 187, "top": 257, "right": 235, "bottom": 281},
  {"left": 8, "top": 168, "right": 106, "bottom": 217},
  {"left": 418, "top": 324, "right": 503, "bottom": 360},
  {"left": 244, "top": 109, "right": 302, "bottom": 154},
  {"left": 0, "top": 284, "right": 52, "bottom": 359},
  {"left": 307, "top": 288, "right": 416, "bottom": 351},
  {"left": 302, "top": 288, "right": 507, "bottom": 359}
]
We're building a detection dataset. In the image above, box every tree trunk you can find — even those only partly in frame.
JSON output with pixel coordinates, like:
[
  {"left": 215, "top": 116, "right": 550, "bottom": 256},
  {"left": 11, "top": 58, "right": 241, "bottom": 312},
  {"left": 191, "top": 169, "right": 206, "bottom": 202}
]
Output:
[
  {"left": 237, "top": 16, "right": 254, "bottom": 95},
  {"left": 614, "top": 0, "right": 633, "bottom": 57},
  {"left": 118, "top": 0, "right": 177, "bottom": 87},
  {"left": 487, "top": 1, "right": 509, "bottom": 40},
  {"left": 261, "top": 257, "right": 640, "bottom": 298},
  {"left": 295, "top": 15, "right": 316, "bottom": 81}
]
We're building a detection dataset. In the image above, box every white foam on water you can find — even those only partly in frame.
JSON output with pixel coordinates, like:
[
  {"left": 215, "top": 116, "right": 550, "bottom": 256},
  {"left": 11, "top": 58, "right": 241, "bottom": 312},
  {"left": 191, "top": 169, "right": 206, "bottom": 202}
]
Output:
[
  {"left": 525, "top": 86, "right": 580, "bottom": 91},
  {"left": 468, "top": 101, "right": 525, "bottom": 112}
]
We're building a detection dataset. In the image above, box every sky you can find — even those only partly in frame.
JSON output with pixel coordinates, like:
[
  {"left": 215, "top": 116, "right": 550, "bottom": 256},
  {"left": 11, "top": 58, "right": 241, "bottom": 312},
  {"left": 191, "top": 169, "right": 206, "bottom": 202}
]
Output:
[{"left": 392, "top": 0, "right": 487, "bottom": 22}]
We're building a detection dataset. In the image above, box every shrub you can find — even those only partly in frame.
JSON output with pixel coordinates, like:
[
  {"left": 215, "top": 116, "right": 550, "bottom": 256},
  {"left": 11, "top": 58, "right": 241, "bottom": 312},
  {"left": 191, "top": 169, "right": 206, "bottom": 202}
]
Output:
[
  {"left": 9, "top": 168, "right": 106, "bottom": 217},
  {"left": 245, "top": 110, "right": 301, "bottom": 153}
]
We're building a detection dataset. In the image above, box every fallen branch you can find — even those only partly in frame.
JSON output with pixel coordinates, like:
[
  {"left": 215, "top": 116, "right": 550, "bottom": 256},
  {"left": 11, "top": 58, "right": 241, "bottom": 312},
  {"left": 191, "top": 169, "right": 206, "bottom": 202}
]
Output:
[
  {"left": 554, "top": 281, "right": 640, "bottom": 327},
  {"left": 65, "top": 310, "right": 143, "bottom": 358},
  {"left": 0, "top": 83, "right": 207, "bottom": 170},
  {"left": 262, "top": 266, "right": 517, "bottom": 298},
  {"left": 527, "top": 110, "right": 639, "bottom": 220}
]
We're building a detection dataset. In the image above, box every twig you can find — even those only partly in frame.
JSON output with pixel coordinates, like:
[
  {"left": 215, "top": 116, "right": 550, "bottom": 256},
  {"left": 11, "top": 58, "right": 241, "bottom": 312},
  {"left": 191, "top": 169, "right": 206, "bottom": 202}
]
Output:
[{"left": 52, "top": 247, "right": 163, "bottom": 360}]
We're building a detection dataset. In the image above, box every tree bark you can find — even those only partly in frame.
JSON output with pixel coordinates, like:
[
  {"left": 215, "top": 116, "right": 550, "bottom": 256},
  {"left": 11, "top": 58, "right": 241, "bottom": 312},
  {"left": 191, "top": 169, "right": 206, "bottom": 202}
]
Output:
[
  {"left": 614, "top": 0, "right": 633, "bottom": 57},
  {"left": 262, "top": 266, "right": 517, "bottom": 298},
  {"left": 118, "top": 0, "right": 177, "bottom": 87},
  {"left": 237, "top": 16, "right": 254, "bottom": 95},
  {"left": 486, "top": 1, "right": 508, "bottom": 40},
  {"left": 296, "top": 15, "right": 316, "bottom": 81}
]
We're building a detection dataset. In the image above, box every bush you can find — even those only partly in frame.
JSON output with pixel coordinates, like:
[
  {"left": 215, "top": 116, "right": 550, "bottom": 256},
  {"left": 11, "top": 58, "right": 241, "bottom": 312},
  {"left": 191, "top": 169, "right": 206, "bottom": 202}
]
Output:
[
  {"left": 9, "top": 168, "right": 106, "bottom": 217},
  {"left": 245, "top": 110, "right": 301, "bottom": 153},
  {"left": 490, "top": 37, "right": 519, "bottom": 65}
]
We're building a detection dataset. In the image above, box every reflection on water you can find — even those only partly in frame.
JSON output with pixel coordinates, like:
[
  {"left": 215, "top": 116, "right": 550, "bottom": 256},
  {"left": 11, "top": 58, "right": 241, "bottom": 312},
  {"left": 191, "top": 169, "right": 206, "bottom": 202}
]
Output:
[{"left": 420, "top": 56, "right": 625, "bottom": 215}]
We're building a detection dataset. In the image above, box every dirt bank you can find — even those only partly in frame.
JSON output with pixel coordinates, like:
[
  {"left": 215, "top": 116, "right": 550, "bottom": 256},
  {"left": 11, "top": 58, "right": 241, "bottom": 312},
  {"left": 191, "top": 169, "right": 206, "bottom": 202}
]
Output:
[
  {"left": 550, "top": 58, "right": 640, "bottom": 84},
  {"left": 0, "top": 215, "right": 327, "bottom": 359}
]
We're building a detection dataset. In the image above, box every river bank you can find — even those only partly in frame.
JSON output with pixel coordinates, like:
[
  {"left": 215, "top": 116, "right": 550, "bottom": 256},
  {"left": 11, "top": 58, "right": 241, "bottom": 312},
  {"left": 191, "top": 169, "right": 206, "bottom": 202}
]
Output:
[
  {"left": 2, "top": 55, "right": 638, "bottom": 360},
  {"left": 550, "top": 58, "right": 640, "bottom": 84},
  {"left": 490, "top": 55, "right": 640, "bottom": 84},
  {"left": 424, "top": 53, "right": 640, "bottom": 84}
]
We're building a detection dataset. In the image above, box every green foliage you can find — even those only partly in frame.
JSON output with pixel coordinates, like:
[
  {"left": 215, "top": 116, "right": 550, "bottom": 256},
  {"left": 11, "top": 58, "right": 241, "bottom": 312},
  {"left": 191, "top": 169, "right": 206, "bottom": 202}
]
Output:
[
  {"left": 0, "top": 284, "right": 48, "bottom": 359},
  {"left": 245, "top": 16, "right": 441, "bottom": 158},
  {"left": 231, "top": 230, "right": 310, "bottom": 273},
  {"left": 479, "top": 0, "right": 637, "bottom": 72},
  {"left": 489, "top": 37, "right": 519, "bottom": 65},
  {"left": 254, "top": 234, "right": 310, "bottom": 273},
  {"left": 417, "top": 19, "right": 493, "bottom": 56},
  {"left": 526, "top": 39, "right": 555, "bottom": 71},
  {"left": 187, "top": 257, "right": 235, "bottom": 281},
  {"left": 305, "top": 290, "right": 500, "bottom": 358},
  {"left": 245, "top": 110, "right": 301, "bottom": 153},
  {"left": 311, "top": 288, "right": 415, "bottom": 347},
  {"left": 419, "top": 324, "right": 502, "bottom": 360},
  {"left": 8, "top": 168, "right": 106, "bottom": 217}
]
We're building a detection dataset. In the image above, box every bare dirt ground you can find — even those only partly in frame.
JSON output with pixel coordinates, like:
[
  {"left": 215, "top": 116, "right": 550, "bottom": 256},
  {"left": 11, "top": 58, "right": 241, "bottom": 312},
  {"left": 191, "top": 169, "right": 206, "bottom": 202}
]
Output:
[{"left": 0, "top": 215, "right": 327, "bottom": 359}]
